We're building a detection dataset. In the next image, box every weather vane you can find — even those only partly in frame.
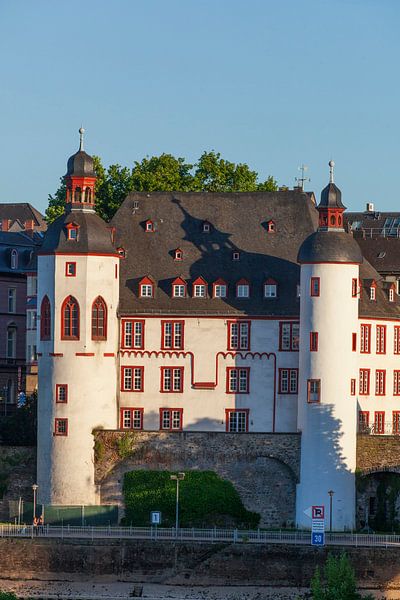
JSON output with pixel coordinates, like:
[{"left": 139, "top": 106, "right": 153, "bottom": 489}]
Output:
[{"left": 295, "top": 164, "right": 310, "bottom": 191}]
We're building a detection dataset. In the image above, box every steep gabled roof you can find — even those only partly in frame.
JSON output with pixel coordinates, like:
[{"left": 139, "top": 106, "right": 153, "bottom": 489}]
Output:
[{"left": 0, "top": 203, "right": 47, "bottom": 231}]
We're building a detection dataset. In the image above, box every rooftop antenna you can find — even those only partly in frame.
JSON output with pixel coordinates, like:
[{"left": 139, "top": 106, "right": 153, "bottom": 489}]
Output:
[
  {"left": 79, "top": 126, "right": 85, "bottom": 151},
  {"left": 295, "top": 164, "right": 310, "bottom": 191}
]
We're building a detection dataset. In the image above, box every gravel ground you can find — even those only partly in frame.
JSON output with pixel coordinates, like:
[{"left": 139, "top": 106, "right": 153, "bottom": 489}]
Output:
[{"left": 0, "top": 580, "right": 397, "bottom": 600}]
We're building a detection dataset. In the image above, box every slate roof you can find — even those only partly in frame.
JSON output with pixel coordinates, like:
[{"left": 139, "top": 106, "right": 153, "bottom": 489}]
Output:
[
  {"left": 112, "top": 190, "right": 318, "bottom": 316},
  {"left": 298, "top": 230, "right": 363, "bottom": 264},
  {"left": 0, "top": 203, "right": 47, "bottom": 231},
  {"left": 0, "top": 231, "right": 41, "bottom": 274},
  {"left": 39, "top": 208, "right": 116, "bottom": 255},
  {"left": 66, "top": 150, "right": 96, "bottom": 178}
]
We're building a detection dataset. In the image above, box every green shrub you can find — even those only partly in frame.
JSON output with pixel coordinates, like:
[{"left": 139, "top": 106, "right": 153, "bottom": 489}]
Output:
[
  {"left": 0, "top": 592, "right": 19, "bottom": 600},
  {"left": 0, "top": 392, "right": 37, "bottom": 446},
  {"left": 311, "top": 553, "right": 374, "bottom": 600},
  {"left": 94, "top": 439, "right": 105, "bottom": 462},
  {"left": 116, "top": 435, "right": 135, "bottom": 459},
  {"left": 122, "top": 470, "right": 260, "bottom": 528}
]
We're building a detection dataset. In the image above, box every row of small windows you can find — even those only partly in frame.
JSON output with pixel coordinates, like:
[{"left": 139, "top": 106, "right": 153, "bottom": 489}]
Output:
[
  {"left": 54, "top": 408, "right": 250, "bottom": 435},
  {"left": 311, "top": 277, "right": 396, "bottom": 303},
  {"left": 40, "top": 295, "right": 107, "bottom": 341},
  {"left": 359, "top": 411, "right": 400, "bottom": 435},
  {"left": 355, "top": 369, "right": 400, "bottom": 396},
  {"left": 144, "top": 219, "right": 276, "bottom": 235},
  {"left": 138, "top": 277, "right": 286, "bottom": 299},
  {"left": 359, "top": 324, "right": 400, "bottom": 354}
]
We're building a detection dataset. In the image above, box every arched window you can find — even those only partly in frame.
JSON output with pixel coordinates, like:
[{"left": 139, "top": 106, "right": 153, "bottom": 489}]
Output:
[
  {"left": 61, "top": 296, "right": 80, "bottom": 340},
  {"left": 330, "top": 215, "right": 336, "bottom": 226},
  {"left": 40, "top": 296, "right": 51, "bottom": 340},
  {"left": 74, "top": 187, "right": 82, "bottom": 203},
  {"left": 10, "top": 249, "right": 18, "bottom": 270},
  {"left": 91, "top": 296, "right": 107, "bottom": 340},
  {"left": 84, "top": 187, "right": 92, "bottom": 203}
]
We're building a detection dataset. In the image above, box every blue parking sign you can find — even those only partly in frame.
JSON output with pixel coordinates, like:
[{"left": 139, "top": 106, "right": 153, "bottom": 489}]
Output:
[{"left": 311, "top": 532, "right": 325, "bottom": 546}]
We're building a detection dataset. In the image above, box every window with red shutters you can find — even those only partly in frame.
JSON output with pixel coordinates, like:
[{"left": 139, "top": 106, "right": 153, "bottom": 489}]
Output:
[
  {"left": 307, "top": 379, "right": 320, "bottom": 403},
  {"left": 359, "top": 369, "right": 370, "bottom": 395},
  {"left": 54, "top": 418, "right": 68, "bottom": 436},
  {"left": 120, "top": 408, "right": 144, "bottom": 430},
  {"left": 61, "top": 296, "right": 79, "bottom": 340},
  {"left": 395, "top": 327, "right": 400, "bottom": 354},
  {"left": 376, "top": 325, "right": 386, "bottom": 354},
  {"left": 375, "top": 370, "right": 386, "bottom": 395},
  {"left": 121, "top": 367, "right": 144, "bottom": 392},
  {"left": 374, "top": 411, "right": 385, "bottom": 434},
  {"left": 159, "top": 408, "right": 183, "bottom": 430},
  {"left": 360, "top": 324, "right": 371, "bottom": 353},
  {"left": 278, "top": 369, "right": 298, "bottom": 394},
  {"left": 91, "top": 296, "right": 107, "bottom": 340},
  {"left": 122, "top": 319, "right": 145, "bottom": 349},
  {"left": 40, "top": 295, "right": 51, "bottom": 341},
  {"left": 226, "top": 367, "right": 250, "bottom": 393},
  {"left": 310, "top": 277, "right": 320, "bottom": 297},
  {"left": 225, "top": 409, "right": 249, "bottom": 432},
  {"left": 161, "top": 367, "right": 184, "bottom": 393},
  {"left": 310, "top": 332, "right": 318, "bottom": 351},
  {"left": 394, "top": 371, "right": 400, "bottom": 396},
  {"left": 358, "top": 411, "right": 369, "bottom": 432},
  {"left": 227, "top": 321, "right": 250, "bottom": 350},
  {"left": 56, "top": 384, "right": 68, "bottom": 403},
  {"left": 161, "top": 321, "right": 184, "bottom": 350},
  {"left": 393, "top": 411, "right": 400, "bottom": 434},
  {"left": 279, "top": 322, "right": 300, "bottom": 351}
]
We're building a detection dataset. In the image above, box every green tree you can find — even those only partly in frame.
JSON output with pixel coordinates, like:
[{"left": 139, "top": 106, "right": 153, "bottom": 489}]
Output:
[
  {"left": 311, "top": 553, "right": 373, "bottom": 600},
  {"left": 46, "top": 151, "right": 278, "bottom": 223},
  {"left": 0, "top": 392, "right": 37, "bottom": 446}
]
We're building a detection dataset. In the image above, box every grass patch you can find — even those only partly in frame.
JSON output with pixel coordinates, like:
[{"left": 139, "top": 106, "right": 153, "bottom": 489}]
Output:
[{"left": 122, "top": 470, "right": 260, "bottom": 528}]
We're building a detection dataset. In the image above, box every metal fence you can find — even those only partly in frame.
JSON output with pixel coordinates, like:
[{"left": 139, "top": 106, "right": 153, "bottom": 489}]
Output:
[{"left": 2, "top": 524, "right": 400, "bottom": 547}]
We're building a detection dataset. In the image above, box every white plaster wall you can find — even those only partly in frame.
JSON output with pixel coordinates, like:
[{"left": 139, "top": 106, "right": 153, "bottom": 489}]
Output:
[
  {"left": 119, "top": 317, "right": 300, "bottom": 433},
  {"left": 37, "top": 254, "right": 119, "bottom": 505},
  {"left": 296, "top": 262, "right": 360, "bottom": 531}
]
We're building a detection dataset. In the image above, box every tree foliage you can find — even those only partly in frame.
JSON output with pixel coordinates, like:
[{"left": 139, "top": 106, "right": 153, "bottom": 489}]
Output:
[
  {"left": 0, "top": 392, "right": 37, "bottom": 446},
  {"left": 45, "top": 151, "right": 278, "bottom": 223},
  {"left": 311, "top": 553, "right": 373, "bottom": 600}
]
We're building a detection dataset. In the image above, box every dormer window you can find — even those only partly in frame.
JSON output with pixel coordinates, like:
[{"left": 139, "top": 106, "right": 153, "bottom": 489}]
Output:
[
  {"left": 10, "top": 249, "right": 18, "bottom": 270},
  {"left": 139, "top": 276, "right": 154, "bottom": 298},
  {"left": 193, "top": 277, "right": 207, "bottom": 298},
  {"left": 389, "top": 288, "right": 395, "bottom": 302},
  {"left": 202, "top": 221, "right": 211, "bottom": 233},
  {"left": 236, "top": 279, "right": 250, "bottom": 298},
  {"left": 232, "top": 252, "right": 240, "bottom": 261},
  {"left": 66, "top": 222, "right": 79, "bottom": 241},
  {"left": 370, "top": 283, "right": 376, "bottom": 301},
  {"left": 266, "top": 220, "right": 276, "bottom": 233},
  {"left": 117, "top": 247, "right": 126, "bottom": 258},
  {"left": 145, "top": 220, "right": 154, "bottom": 232},
  {"left": 174, "top": 248, "right": 183, "bottom": 261},
  {"left": 213, "top": 278, "right": 227, "bottom": 298},
  {"left": 264, "top": 278, "right": 277, "bottom": 298},
  {"left": 172, "top": 277, "right": 187, "bottom": 298},
  {"left": 296, "top": 284, "right": 301, "bottom": 298}
]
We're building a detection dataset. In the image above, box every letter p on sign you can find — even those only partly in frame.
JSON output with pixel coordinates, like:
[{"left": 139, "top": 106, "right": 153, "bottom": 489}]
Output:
[{"left": 312, "top": 506, "right": 325, "bottom": 519}]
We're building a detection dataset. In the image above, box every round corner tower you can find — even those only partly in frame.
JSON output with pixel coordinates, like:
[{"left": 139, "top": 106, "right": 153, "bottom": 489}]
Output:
[
  {"left": 37, "top": 129, "right": 119, "bottom": 505},
  {"left": 296, "top": 161, "right": 362, "bottom": 531}
]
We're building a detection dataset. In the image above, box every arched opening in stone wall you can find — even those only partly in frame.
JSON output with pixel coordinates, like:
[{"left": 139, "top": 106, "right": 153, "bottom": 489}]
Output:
[{"left": 357, "top": 471, "right": 400, "bottom": 532}]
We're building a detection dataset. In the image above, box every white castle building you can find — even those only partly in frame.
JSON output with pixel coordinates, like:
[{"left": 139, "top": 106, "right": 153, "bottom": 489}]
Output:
[{"left": 36, "top": 133, "right": 400, "bottom": 530}]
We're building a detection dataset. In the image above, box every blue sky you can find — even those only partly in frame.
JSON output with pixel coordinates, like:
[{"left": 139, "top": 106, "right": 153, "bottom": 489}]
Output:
[{"left": 0, "top": 0, "right": 399, "bottom": 214}]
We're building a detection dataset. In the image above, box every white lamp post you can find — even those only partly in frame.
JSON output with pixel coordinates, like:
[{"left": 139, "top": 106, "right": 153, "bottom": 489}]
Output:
[
  {"left": 32, "top": 484, "right": 38, "bottom": 523},
  {"left": 170, "top": 472, "right": 185, "bottom": 534}
]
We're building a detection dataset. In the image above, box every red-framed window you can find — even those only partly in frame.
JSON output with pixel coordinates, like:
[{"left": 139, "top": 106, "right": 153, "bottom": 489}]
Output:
[
  {"left": 161, "top": 321, "right": 184, "bottom": 350},
  {"left": 40, "top": 295, "right": 51, "bottom": 341},
  {"left": 120, "top": 408, "right": 144, "bottom": 430},
  {"left": 139, "top": 276, "right": 154, "bottom": 298},
  {"left": 172, "top": 277, "right": 187, "bottom": 298},
  {"left": 266, "top": 220, "right": 276, "bottom": 233},
  {"left": 310, "top": 277, "right": 320, "bottom": 297},
  {"left": 213, "top": 278, "right": 227, "bottom": 298},
  {"left": 174, "top": 248, "right": 183, "bottom": 261},
  {"left": 65, "top": 262, "right": 76, "bottom": 277},
  {"left": 394, "top": 371, "right": 400, "bottom": 395},
  {"left": 61, "top": 295, "right": 79, "bottom": 340},
  {"left": 390, "top": 288, "right": 395, "bottom": 302},
  {"left": 66, "top": 222, "right": 79, "bottom": 240},
  {"left": 91, "top": 296, "right": 107, "bottom": 340},
  {"left": 393, "top": 412, "right": 400, "bottom": 434},
  {"left": 352, "top": 333, "right": 357, "bottom": 352},
  {"left": 115, "top": 264, "right": 118, "bottom": 279},
  {"left": 56, "top": 384, "right": 68, "bottom": 403},
  {"left": 359, "top": 411, "right": 369, "bottom": 432},
  {"left": 160, "top": 367, "right": 184, "bottom": 392},
  {"left": 279, "top": 322, "right": 300, "bottom": 351},
  {"left": 121, "top": 319, "right": 145, "bottom": 349},
  {"left": 351, "top": 378, "right": 356, "bottom": 396},
  {"left": 307, "top": 379, "right": 320, "bottom": 403},
  {"left": 159, "top": 408, "right": 183, "bottom": 431},
  {"left": 145, "top": 219, "right": 154, "bottom": 232},
  {"left": 376, "top": 325, "right": 386, "bottom": 354},
  {"left": 395, "top": 326, "right": 400, "bottom": 354},
  {"left": 236, "top": 278, "right": 250, "bottom": 298},
  {"left": 278, "top": 369, "right": 298, "bottom": 394},
  {"left": 360, "top": 324, "right": 371, "bottom": 354},
  {"left": 54, "top": 418, "right": 68, "bottom": 436},
  {"left": 121, "top": 366, "right": 144, "bottom": 392},
  {"left": 225, "top": 409, "right": 249, "bottom": 432},
  {"left": 359, "top": 369, "right": 370, "bottom": 395},
  {"left": 226, "top": 367, "right": 250, "bottom": 394},
  {"left": 375, "top": 370, "right": 386, "bottom": 396},
  {"left": 310, "top": 332, "right": 318, "bottom": 352},
  {"left": 352, "top": 278, "right": 358, "bottom": 297},
  {"left": 192, "top": 276, "right": 207, "bottom": 298},
  {"left": 227, "top": 321, "right": 250, "bottom": 350},
  {"left": 374, "top": 411, "right": 385, "bottom": 434},
  {"left": 370, "top": 283, "right": 376, "bottom": 301}
]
